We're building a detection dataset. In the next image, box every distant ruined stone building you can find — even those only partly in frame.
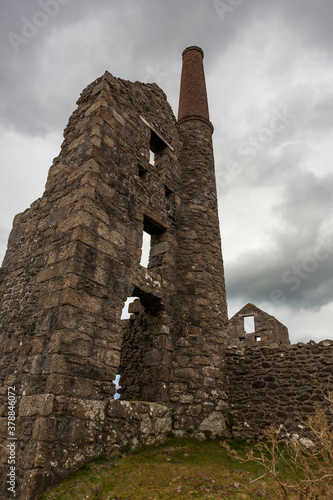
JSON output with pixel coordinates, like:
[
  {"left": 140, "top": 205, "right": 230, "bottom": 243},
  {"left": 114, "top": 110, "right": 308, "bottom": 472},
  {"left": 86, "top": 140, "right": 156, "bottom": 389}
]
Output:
[
  {"left": 228, "top": 303, "right": 290, "bottom": 347},
  {"left": 0, "top": 47, "right": 332, "bottom": 499}
]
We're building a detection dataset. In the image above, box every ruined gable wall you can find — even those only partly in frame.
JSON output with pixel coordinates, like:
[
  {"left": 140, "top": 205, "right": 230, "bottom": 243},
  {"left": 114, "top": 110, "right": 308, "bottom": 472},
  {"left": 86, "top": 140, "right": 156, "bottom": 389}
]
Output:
[
  {"left": 228, "top": 304, "right": 290, "bottom": 347},
  {"left": 226, "top": 340, "right": 333, "bottom": 440}
]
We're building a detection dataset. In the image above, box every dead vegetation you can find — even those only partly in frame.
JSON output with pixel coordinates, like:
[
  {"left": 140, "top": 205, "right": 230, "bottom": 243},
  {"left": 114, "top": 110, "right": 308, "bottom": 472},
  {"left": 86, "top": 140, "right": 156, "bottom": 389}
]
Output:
[{"left": 223, "top": 391, "right": 333, "bottom": 499}]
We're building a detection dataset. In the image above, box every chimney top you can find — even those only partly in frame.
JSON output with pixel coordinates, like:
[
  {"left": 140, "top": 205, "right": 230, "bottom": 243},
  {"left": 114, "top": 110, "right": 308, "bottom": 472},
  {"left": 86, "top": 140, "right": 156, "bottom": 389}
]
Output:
[
  {"left": 178, "top": 46, "right": 213, "bottom": 133},
  {"left": 182, "top": 46, "right": 204, "bottom": 58}
]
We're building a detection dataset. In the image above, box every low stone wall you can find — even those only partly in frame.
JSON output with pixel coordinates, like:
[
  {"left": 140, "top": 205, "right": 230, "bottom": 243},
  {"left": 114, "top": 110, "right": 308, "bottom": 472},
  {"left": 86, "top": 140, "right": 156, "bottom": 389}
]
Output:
[
  {"left": 226, "top": 340, "right": 333, "bottom": 440},
  {"left": 106, "top": 400, "right": 172, "bottom": 450},
  {"left": 1, "top": 399, "right": 171, "bottom": 500}
]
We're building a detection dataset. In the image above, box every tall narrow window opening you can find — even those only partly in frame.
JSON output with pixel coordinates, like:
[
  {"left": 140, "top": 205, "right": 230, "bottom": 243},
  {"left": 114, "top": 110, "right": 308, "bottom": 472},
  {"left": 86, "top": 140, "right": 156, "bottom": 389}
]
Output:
[
  {"left": 113, "top": 374, "right": 121, "bottom": 399},
  {"left": 149, "top": 129, "right": 168, "bottom": 166},
  {"left": 140, "top": 116, "right": 174, "bottom": 168},
  {"left": 244, "top": 315, "right": 255, "bottom": 333},
  {"left": 139, "top": 215, "right": 166, "bottom": 270},
  {"left": 138, "top": 165, "right": 149, "bottom": 180},
  {"left": 149, "top": 150, "right": 155, "bottom": 165},
  {"left": 118, "top": 289, "right": 163, "bottom": 401},
  {"left": 118, "top": 295, "right": 141, "bottom": 400},
  {"left": 140, "top": 231, "right": 151, "bottom": 268},
  {"left": 165, "top": 186, "right": 173, "bottom": 199}
]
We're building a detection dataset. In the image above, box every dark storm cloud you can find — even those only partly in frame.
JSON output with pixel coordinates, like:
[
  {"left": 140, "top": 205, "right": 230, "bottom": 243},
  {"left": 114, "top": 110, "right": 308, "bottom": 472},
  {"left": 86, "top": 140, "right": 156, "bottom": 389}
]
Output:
[
  {"left": 0, "top": 0, "right": 266, "bottom": 135},
  {"left": 211, "top": 0, "right": 333, "bottom": 322},
  {"left": 275, "top": 172, "right": 333, "bottom": 240},
  {"left": 3, "top": 0, "right": 327, "bottom": 134},
  {"left": 278, "top": 0, "right": 333, "bottom": 49},
  {"left": 225, "top": 167, "right": 333, "bottom": 311},
  {"left": 226, "top": 238, "right": 333, "bottom": 311},
  {"left": 219, "top": 89, "right": 333, "bottom": 313}
]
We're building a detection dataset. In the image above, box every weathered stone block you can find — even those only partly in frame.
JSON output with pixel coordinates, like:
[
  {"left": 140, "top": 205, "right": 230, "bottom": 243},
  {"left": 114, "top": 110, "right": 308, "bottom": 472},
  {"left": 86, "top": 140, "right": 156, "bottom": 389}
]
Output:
[
  {"left": 85, "top": 98, "right": 108, "bottom": 116},
  {"left": 174, "top": 368, "right": 200, "bottom": 380},
  {"left": 199, "top": 411, "right": 226, "bottom": 436},
  {"left": 47, "top": 355, "right": 69, "bottom": 374},
  {"left": 32, "top": 417, "right": 54, "bottom": 441},
  {"left": 179, "top": 394, "right": 193, "bottom": 404},
  {"left": 107, "top": 400, "right": 134, "bottom": 419},
  {"left": 0, "top": 418, "right": 7, "bottom": 438},
  {"left": 67, "top": 134, "right": 86, "bottom": 151},
  {"left": 36, "top": 262, "right": 68, "bottom": 283},
  {"left": 104, "top": 350, "right": 120, "bottom": 367},
  {"left": 37, "top": 291, "right": 61, "bottom": 309},
  {"left": 19, "top": 395, "right": 54, "bottom": 417},
  {"left": 48, "top": 332, "right": 92, "bottom": 357},
  {"left": 46, "top": 374, "right": 68, "bottom": 395},
  {"left": 61, "top": 289, "right": 102, "bottom": 313},
  {"left": 66, "top": 398, "right": 106, "bottom": 421},
  {"left": 187, "top": 405, "right": 202, "bottom": 417}
]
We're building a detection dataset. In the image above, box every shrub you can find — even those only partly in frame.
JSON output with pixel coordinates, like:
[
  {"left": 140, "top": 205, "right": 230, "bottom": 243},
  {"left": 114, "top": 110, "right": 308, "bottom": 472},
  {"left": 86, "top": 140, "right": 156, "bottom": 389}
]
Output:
[{"left": 222, "top": 391, "right": 333, "bottom": 499}]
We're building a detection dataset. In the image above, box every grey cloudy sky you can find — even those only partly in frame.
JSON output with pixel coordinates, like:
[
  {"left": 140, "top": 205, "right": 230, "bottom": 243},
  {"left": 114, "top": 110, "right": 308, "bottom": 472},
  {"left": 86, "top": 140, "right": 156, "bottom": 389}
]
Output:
[{"left": 1, "top": 0, "right": 332, "bottom": 343}]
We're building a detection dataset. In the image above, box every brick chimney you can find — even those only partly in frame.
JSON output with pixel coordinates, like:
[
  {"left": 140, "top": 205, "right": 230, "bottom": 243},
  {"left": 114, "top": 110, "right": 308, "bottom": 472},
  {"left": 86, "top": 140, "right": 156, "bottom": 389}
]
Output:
[{"left": 178, "top": 46, "right": 213, "bottom": 132}]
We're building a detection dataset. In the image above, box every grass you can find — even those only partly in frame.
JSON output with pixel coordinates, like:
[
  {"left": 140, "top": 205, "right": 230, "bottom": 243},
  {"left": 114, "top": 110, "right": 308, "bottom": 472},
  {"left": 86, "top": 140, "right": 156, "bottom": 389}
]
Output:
[{"left": 39, "top": 437, "right": 299, "bottom": 500}]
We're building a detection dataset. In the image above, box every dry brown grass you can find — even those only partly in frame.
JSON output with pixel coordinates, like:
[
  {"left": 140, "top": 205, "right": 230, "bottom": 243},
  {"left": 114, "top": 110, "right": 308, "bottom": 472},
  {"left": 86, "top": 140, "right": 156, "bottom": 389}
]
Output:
[{"left": 223, "top": 391, "right": 333, "bottom": 499}]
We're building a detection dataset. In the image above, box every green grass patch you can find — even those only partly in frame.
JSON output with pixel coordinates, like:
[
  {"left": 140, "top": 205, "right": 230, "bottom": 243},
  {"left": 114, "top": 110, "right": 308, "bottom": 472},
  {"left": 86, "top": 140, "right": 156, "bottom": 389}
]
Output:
[{"left": 39, "top": 438, "right": 298, "bottom": 500}]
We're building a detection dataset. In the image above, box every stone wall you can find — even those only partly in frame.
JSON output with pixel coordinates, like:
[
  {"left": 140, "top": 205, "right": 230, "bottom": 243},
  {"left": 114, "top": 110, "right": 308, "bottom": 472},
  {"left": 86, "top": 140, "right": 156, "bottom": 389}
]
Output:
[
  {"left": 12, "top": 399, "right": 171, "bottom": 499},
  {"left": 107, "top": 400, "right": 172, "bottom": 450},
  {"left": 226, "top": 340, "right": 333, "bottom": 440}
]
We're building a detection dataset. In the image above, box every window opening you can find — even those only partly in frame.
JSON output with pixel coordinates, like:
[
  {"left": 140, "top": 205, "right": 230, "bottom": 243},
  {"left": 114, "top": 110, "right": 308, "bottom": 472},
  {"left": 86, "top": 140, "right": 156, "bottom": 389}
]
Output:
[
  {"left": 149, "top": 150, "right": 155, "bottom": 165},
  {"left": 138, "top": 165, "right": 148, "bottom": 180},
  {"left": 244, "top": 315, "right": 255, "bottom": 333},
  {"left": 149, "top": 129, "right": 167, "bottom": 154},
  {"left": 139, "top": 215, "right": 167, "bottom": 270},
  {"left": 165, "top": 186, "right": 173, "bottom": 199},
  {"left": 118, "top": 288, "right": 163, "bottom": 401},
  {"left": 140, "top": 116, "right": 174, "bottom": 152},
  {"left": 255, "top": 336, "right": 262, "bottom": 342},
  {"left": 118, "top": 295, "right": 141, "bottom": 400},
  {"left": 149, "top": 130, "right": 168, "bottom": 167},
  {"left": 140, "top": 231, "right": 151, "bottom": 268},
  {"left": 121, "top": 296, "right": 140, "bottom": 320},
  {"left": 113, "top": 374, "right": 121, "bottom": 399},
  {"left": 239, "top": 337, "right": 245, "bottom": 342}
]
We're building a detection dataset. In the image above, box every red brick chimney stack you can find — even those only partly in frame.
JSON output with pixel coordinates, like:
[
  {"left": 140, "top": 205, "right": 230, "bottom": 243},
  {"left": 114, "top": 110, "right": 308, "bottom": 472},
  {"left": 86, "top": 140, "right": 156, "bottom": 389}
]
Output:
[{"left": 178, "top": 46, "right": 213, "bottom": 132}]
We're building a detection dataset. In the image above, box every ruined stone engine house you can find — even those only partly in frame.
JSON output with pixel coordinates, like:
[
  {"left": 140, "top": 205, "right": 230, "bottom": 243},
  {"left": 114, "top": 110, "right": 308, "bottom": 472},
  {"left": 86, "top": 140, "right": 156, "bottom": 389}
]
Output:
[{"left": 0, "top": 47, "right": 332, "bottom": 499}]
